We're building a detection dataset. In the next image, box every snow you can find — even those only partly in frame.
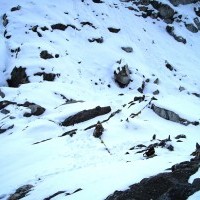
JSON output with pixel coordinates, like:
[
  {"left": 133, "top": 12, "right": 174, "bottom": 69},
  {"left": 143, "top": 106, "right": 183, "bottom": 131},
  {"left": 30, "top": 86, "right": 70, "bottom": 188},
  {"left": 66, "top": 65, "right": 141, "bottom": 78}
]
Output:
[{"left": 0, "top": 0, "right": 200, "bottom": 199}]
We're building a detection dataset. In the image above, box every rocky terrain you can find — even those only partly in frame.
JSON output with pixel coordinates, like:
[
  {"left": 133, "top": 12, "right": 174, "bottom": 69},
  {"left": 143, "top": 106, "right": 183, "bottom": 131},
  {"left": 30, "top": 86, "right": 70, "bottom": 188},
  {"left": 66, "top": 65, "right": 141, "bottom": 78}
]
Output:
[{"left": 0, "top": 0, "right": 200, "bottom": 199}]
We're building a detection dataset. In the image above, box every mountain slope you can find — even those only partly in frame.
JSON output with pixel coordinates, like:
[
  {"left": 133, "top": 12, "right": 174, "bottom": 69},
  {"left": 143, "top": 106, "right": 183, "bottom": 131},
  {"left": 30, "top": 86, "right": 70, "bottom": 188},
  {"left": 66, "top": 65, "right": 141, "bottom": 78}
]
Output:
[{"left": 0, "top": 0, "right": 200, "bottom": 199}]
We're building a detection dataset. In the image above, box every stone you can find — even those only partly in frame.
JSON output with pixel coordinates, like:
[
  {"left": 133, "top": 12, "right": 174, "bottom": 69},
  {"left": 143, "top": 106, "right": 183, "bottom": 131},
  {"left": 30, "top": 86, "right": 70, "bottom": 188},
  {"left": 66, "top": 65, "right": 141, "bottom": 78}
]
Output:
[
  {"left": 8, "top": 185, "right": 33, "bottom": 200},
  {"left": 0, "top": 89, "right": 5, "bottom": 98},
  {"left": 108, "top": 27, "right": 121, "bottom": 33},
  {"left": 114, "top": 65, "right": 131, "bottom": 88},
  {"left": 51, "top": 23, "right": 67, "bottom": 31},
  {"left": 7, "top": 67, "right": 29, "bottom": 87},
  {"left": 151, "top": 104, "right": 194, "bottom": 126},
  {"left": 93, "top": 121, "right": 104, "bottom": 138},
  {"left": 121, "top": 47, "right": 133, "bottom": 53},
  {"left": 88, "top": 37, "right": 104, "bottom": 43},
  {"left": 34, "top": 72, "right": 59, "bottom": 81},
  {"left": 40, "top": 50, "right": 54, "bottom": 59},
  {"left": 158, "top": 4, "right": 175, "bottom": 20},
  {"left": 2, "top": 13, "right": 8, "bottom": 27},
  {"left": 11, "top": 5, "right": 21, "bottom": 12},
  {"left": 143, "top": 147, "right": 155, "bottom": 157},
  {"left": 22, "top": 102, "right": 45, "bottom": 117},
  {"left": 194, "top": 7, "right": 200, "bottom": 17},
  {"left": 185, "top": 23, "right": 198, "bottom": 33},
  {"left": 175, "top": 134, "right": 186, "bottom": 139},
  {"left": 92, "top": 0, "right": 104, "bottom": 3},
  {"left": 61, "top": 106, "right": 111, "bottom": 126},
  {"left": 153, "top": 90, "right": 159, "bottom": 95},
  {"left": 179, "top": 86, "right": 185, "bottom": 92},
  {"left": 194, "top": 17, "right": 200, "bottom": 30}
]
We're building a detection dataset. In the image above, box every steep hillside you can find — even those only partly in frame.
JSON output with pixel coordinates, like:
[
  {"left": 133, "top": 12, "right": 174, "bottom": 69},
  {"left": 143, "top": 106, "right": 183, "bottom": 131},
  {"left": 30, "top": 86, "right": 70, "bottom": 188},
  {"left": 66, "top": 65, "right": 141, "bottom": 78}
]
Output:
[{"left": 0, "top": 0, "right": 200, "bottom": 199}]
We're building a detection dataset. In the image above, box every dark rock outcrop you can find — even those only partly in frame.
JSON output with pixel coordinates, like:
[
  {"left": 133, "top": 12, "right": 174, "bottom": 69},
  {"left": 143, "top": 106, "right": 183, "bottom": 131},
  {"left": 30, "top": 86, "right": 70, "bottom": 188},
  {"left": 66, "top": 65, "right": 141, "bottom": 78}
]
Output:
[
  {"left": 114, "top": 65, "right": 131, "bottom": 88},
  {"left": 8, "top": 184, "right": 33, "bottom": 200},
  {"left": 61, "top": 106, "right": 111, "bottom": 126},
  {"left": 169, "top": 0, "right": 200, "bottom": 6},
  {"left": 7, "top": 67, "right": 29, "bottom": 87},
  {"left": 51, "top": 24, "right": 79, "bottom": 31},
  {"left": 158, "top": 4, "right": 175, "bottom": 21},
  {"left": 151, "top": 104, "right": 199, "bottom": 126},
  {"left": 105, "top": 158, "right": 200, "bottom": 200},
  {"left": 2, "top": 13, "right": 8, "bottom": 27},
  {"left": 92, "top": 0, "right": 104, "bottom": 3}
]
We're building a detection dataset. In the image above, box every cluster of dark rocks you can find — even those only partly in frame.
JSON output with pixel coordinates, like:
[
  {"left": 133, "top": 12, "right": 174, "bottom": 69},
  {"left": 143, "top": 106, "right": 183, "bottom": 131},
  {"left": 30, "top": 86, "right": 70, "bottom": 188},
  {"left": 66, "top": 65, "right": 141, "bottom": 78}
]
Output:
[{"left": 106, "top": 143, "right": 200, "bottom": 200}]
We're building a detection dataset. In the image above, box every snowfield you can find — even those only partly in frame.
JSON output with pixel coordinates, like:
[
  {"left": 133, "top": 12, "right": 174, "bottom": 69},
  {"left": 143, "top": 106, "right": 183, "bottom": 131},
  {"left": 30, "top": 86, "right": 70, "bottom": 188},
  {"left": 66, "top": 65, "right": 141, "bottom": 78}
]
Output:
[{"left": 0, "top": 0, "right": 200, "bottom": 199}]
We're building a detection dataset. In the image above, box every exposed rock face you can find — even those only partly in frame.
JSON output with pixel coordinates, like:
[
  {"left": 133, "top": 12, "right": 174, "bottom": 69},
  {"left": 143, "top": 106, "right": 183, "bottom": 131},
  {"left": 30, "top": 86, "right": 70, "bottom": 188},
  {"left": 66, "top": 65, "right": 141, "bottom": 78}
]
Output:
[
  {"left": 151, "top": 104, "right": 199, "bottom": 126},
  {"left": 88, "top": 37, "right": 104, "bottom": 43},
  {"left": 105, "top": 159, "right": 200, "bottom": 200},
  {"left": 114, "top": 65, "right": 131, "bottom": 88},
  {"left": 169, "top": 0, "right": 200, "bottom": 6},
  {"left": 61, "top": 106, "right": 111, "bottom": 126},
  {"left": 7, "top": 67, "right": 29, "bottom": 87},
  {"left": 8, "top": 185, "right": 33, "bottom": 200}
]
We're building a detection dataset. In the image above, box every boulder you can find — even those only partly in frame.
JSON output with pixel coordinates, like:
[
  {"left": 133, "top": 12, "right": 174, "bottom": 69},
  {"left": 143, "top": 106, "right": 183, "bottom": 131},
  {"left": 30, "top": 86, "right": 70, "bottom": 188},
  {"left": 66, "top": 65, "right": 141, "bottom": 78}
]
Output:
[
  {"left": 114, "top": 65, "right": 131, "bottom": 88},
  {"left": 185, "top": 23, "right": 198, "bottom": 33},
  {"left": 40, "top": 50, "right": 54, "bottom": 59},
  {"left": 158, "top": 4, "right": 175, "bottom": 20},
  {"left": 7, "top": 67, "right": 29, "bottom": 87},
  {"left": 121, "top": 47, "right": 133, "bottom": 53},
  {"left": 108, "top": 27, "right": 121, "bottom": 33}
]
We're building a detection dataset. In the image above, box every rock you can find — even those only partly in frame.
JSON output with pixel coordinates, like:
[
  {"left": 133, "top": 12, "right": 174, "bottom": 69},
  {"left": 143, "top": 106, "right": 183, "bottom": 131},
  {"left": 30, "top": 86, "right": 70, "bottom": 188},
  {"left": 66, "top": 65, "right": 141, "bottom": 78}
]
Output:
[
  {"left": 194, "top": 7, "right": 200, "bottom": 17},
  {"left": 151, "top": 104, "right": 194, "bottom": 126},
  {"left": 121, "top": 47, "right": 133, "bottom": 53},
  {"left": 194, "top": 17, "right": 200, "bottom": 30},
  {"left": 51, "top": 23, "right": 67, "bottom": 31},
  {"left": 169, "top": 0, "right": 200, "bottom": 6},
  {"left": 192, "top": 93, "right": 200, "bottom": 98},
  {"left": 34, "top": 72, "right": 59, "bottom": 81},
  {"left": 0, "top": 124, "right": 14, "bottom": 134},
  {"left": 92, "top": 0, "right": 104, "bottom": 3},
  {"left": 61, "top": 106, "right": 111, "bottom": 126},
  {"left": 185, "top": 23, "right": 198, "bottom": 33},
  {"left": 106, "top": 159, "right": 200, "bottom": 200},
  {"left": 8, "top": 185, "right": 33, "bottom": 200},
  {"left": 0, "top": 89, "right": 5, "bottom": 98},
  {"left": 22, "top": 102, "right": 45, "bottom": 117},
  {"left": 41, "top": 26, "right": 49, "bottom": 31},
  {"left": 108, "top": 27, "right": 121, "bottom": 33},
  {"left": 179, "top": 86, "right": 185, "bottom": 92},
  {"left": 81, "top": 22, "right": 96, "bottom": 29},
  {"left": 143, "top": 147, "right": 155, "bottom": 158},
  {"left": 191, "top": 143, "right": 200, "bottom": 160},
  {"left": 175, "top": 134, "right": 186, "bottom": 139},
  {"left": 165, "top": 61, "right": 174, "bottom": 71},
  {"left": 158, "top": 4, "right": 174, "bottom": 20},
  {"left": 153, "top": 90, "right": 159, "bottom": 95},
  {"left": 10, "top": 5, "right": 21, "bottom": 12},
  {"left": 166, "top": 25, "right": 187, "bottom": 44},
  {"left": 40, "top": 50, "right": 54, "bottom": 59},
  {"left": 93, "top": 121, "right": 104, "bottom": 138},
  {"left": 154, "top": 78, "right": 159, "bottom": 84},
  {"left": 140, "top": 0, "right": 151, "bottom": 5},
  {"left": 114, "top": 65, "right": 131, "bottom": 88},
  {"left": 2, "top": 13, "right": 8, "bottom": 27},
  {"left": 7, "top": 67, "right": 29, "bottom": 87},
  {"left": 88, "top": 37, "right": 104, "bottom": 43}
]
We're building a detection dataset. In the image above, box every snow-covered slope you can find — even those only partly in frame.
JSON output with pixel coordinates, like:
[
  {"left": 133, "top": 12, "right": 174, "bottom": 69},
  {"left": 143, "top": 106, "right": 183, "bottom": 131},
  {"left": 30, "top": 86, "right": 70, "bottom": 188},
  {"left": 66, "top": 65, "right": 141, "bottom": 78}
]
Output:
[{"left": 0, "top": 0, "right": 200, "bottom": 199}]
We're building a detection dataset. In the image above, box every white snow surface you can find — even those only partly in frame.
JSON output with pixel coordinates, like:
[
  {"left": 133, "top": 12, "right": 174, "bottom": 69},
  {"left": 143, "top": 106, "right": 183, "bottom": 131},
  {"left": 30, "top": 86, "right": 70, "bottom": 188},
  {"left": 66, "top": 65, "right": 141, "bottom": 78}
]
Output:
[{"left": 0, "top": 0, "right": 200, "bottom": 199}]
